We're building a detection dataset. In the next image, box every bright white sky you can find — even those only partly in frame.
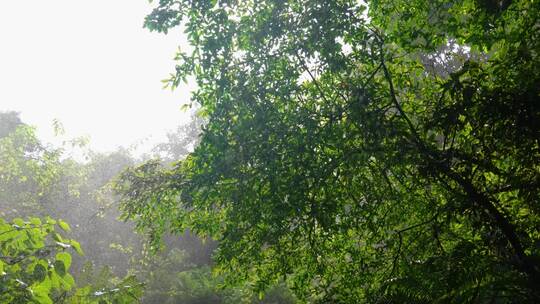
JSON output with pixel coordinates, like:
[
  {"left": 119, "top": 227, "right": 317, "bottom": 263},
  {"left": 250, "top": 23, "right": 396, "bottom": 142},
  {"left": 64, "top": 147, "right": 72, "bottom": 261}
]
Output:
[{"left": 0, "top": 0, "right": 193, "bottom": 154}]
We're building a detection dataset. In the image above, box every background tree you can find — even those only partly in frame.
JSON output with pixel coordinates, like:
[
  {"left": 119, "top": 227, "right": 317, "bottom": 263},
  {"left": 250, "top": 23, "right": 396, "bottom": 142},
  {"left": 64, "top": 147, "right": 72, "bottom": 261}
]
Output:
[
  {"left": 1, "top": 111, "right": 295, "bottom": 303},
  {"left": 0, "top": 112, "right": 143, "bottom": 303},
  {"left": 0, "top": 112, "right": 63, "bottom": 218}
]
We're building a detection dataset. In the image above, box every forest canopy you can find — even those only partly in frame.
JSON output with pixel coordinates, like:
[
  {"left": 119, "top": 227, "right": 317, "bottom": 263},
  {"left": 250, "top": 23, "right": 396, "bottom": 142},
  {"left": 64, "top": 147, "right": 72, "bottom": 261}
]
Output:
[
  {"left": 0, "top": 111, "right": 294, "bottom": 303},
  {"left": 2, "top": 0, "right": 538, "bottom": 302},
  {"left": 115, "top": 0, "right": 540, "bottom": 302}
]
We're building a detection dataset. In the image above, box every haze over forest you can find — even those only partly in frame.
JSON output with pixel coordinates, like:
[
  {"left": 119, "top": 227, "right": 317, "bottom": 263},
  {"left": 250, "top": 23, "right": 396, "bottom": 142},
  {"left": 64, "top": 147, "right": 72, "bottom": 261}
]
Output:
[
  {"left": 0, "top": 0, "right": 539, "bottom": 303},
  {"left": 0, "top": 0, "right": 194, "bottom": 154}
]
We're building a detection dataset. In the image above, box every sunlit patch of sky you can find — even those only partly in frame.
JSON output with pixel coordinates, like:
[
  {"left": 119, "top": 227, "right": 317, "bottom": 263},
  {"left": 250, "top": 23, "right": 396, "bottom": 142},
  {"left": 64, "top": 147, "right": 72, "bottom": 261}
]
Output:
[{"left": 0, "top": 0, "right": 194, "bottom": 155}]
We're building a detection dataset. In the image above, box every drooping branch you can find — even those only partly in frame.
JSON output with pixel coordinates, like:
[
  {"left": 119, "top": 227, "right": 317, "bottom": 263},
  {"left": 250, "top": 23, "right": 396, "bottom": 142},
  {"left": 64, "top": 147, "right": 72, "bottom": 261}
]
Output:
[{"left": 374, "top": 31, "right": 538, "bottom": 284}]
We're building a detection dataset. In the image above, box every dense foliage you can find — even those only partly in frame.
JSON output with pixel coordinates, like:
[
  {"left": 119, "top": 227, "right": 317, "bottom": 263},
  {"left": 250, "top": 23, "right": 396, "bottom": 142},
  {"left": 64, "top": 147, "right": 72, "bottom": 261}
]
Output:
[
  {"left": 0, "top": 216, "right": 143, "bottom": 304},
  {"left": 1, "top": 111, "right": 295, "bottom": 303},
  {"left": 0, "top": 216, "right": 78, "bottom": 303},
  {"left": 117, "top": 0, "right": 540, "bottom": 302},
  {"left": 0, "top": 113, "right": 145, "bottom": 303}
]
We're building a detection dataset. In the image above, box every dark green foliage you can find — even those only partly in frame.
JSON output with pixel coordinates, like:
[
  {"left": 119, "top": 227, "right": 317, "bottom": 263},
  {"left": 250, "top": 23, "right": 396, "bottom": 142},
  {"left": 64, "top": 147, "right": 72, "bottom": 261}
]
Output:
[
  {"left": 117, "top": 0, "right": 540, "bottom": 302},
  {"left": 134, "top": 247, "right": 296, "bottom": 304}
]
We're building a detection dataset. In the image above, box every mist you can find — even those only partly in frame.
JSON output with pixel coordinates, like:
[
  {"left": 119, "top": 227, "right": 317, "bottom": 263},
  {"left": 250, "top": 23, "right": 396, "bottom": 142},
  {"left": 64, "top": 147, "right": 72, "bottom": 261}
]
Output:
[{"left": 2, "top": 0, "right": 538, "bottom": 303}]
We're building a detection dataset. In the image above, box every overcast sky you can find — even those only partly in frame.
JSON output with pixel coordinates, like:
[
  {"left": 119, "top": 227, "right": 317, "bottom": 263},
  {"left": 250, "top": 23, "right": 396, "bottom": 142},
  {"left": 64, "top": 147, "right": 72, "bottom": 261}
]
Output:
[{"left": 0, "top": 0, "right": 193, "bottom": 153}]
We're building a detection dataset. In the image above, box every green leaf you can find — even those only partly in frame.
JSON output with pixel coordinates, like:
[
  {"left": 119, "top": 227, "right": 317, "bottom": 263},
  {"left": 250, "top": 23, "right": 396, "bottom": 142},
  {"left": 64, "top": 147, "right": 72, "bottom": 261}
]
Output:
[
  {"left": 54, "top": 260, "right": 67, "bottom": 277},
  {"left": 70, "top": 240, "right": 84, "bottom": 255},
  {"left": 33, "top": 264, "right": 47, "bottom": 282},
  {"left": 30, "top": 283, "right": 53, "bottom": 304},
  {"left": 55, "top": 252, "right": 72, "bottom": 270},
  {"left": 30, "top": 217, "right": 42, "bottom": 226},
  {"left": 58, "top": 220, "right": 71, "bottom": 232}
]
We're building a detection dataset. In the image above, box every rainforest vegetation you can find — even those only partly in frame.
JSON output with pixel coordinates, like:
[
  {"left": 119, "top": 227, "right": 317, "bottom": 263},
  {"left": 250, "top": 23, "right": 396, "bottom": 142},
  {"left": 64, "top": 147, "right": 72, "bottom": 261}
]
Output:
[{"left": 1, "top": 0, "right": 539, "bottom": 303}]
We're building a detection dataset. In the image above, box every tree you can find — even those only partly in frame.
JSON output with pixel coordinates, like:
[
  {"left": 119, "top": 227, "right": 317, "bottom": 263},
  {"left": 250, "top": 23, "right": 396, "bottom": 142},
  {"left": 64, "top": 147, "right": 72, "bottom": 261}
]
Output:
[
  {"left": 117, "top": 0, "right": 540, "bottom": 302},
  {"left": 151, "top": 112, "right": 205, "bottom": 163},
  {"left": 0, "top": 112, "right": 63, "bottom": 218},
  {"left": 0, "top": 216, "right": 80, "bottom": 303},
  {"left": 0, "top": 216, "right": 142, "bottom": 304},
  {"left": 0, "top": 113, "right": 143, "bottom": 303}
]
